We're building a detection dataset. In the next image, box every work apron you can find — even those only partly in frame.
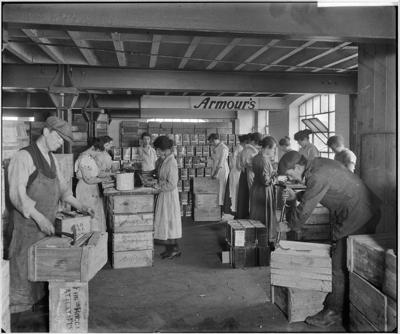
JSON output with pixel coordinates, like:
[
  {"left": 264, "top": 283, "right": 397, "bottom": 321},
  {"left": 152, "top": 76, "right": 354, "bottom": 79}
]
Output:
[{"left": 9, "top": 155, "right": 61, "bottom": 313}]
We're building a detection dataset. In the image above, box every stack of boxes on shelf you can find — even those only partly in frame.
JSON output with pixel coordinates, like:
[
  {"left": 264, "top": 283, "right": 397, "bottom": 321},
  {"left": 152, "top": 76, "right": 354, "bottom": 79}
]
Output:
[
  {"left": 3, "top": 121, "right": 30, "bottom": 160},
  {"left": 120, "top": 121, "right": 140, "bottom": 147},
  {"left": 225, "top": 220, "right": 269, "bottom": 268},
  {"left": 287, "top": 204, "right": 331, "bottom": 242},
  {"left": 107, "top": 191, "right": 155, "bottom": 269},
  {"left": 347, "top": 234, "right": 397, "bottom": 332},
  {"left": 192, "top": 177, "right": 221, "bottom": 222},
  {"left": 93, "top": 113, "right": 108, "bottom": 137},
  {"left": 270, "top": 241, "right": 332, "bottom": 323}
]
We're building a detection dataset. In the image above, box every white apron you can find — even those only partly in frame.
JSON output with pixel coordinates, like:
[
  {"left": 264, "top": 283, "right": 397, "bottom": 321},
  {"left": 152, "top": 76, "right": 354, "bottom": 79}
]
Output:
[
  {"left": 229, "top": 145, "right": 243, "bottom": 212},
  {"left": 212, "top": 142, "right": 229, "bottom": 205}
]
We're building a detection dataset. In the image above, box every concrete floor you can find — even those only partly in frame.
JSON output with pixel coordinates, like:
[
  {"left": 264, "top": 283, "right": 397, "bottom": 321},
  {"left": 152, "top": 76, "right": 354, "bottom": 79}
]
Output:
[{"left": 11, "top": 219, "right": 346, "bottom": 332}]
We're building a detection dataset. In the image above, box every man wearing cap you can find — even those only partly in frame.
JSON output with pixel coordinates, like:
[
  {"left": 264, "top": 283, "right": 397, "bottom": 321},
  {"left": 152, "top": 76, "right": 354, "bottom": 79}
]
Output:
[
  {"left": 277, "top": 151, "right": 380, "bottom": 328},
  {"left": 7, "top": 116, "right": 95, "bottom": 313}
]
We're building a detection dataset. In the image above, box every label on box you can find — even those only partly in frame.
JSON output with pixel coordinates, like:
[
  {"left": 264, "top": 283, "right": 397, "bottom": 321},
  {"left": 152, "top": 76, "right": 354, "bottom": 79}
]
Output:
[{"left": 234, "top": 230, "right": 245, "bottom": 247}]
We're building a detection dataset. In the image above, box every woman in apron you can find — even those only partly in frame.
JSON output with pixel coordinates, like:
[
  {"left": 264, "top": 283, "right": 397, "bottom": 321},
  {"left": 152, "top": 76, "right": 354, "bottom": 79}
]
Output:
[{"left": 153, "top": 136, "right": 182, "bottom": 259}]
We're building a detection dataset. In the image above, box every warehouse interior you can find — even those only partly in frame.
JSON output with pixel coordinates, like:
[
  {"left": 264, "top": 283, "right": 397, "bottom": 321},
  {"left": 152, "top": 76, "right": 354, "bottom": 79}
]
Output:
[{"left": 1, "top": 2, "right": 397, "bottom": 333}]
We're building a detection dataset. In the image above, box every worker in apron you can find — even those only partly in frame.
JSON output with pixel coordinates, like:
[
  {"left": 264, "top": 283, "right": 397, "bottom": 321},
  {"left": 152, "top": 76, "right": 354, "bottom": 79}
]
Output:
[
  {"left": 277, "top": 151, "right": 380, "bottom": 328},
  {"left": 294, "top": 129, "right": 320, "bottom": 161},
  {"left": 138, "top": 132, "right": 158, "bottom": 172},
  {"left": 7, "top": 116, "right": 95, "bottom": 314}
]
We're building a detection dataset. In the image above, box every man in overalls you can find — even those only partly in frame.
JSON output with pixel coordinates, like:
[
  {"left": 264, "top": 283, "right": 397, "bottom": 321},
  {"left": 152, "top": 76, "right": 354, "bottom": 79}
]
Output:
[
  {"left": 277, "top": 151, "right": 380, "bottom": 328},
  {"left": 7, "top": 116, "right": 95, "bottom": 313}
]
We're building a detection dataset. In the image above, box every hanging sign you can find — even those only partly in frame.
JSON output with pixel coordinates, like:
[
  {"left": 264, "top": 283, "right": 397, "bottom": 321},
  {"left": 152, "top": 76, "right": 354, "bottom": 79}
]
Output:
[{"left": 190, "top": 97, "right": 259, "bottom": 110}]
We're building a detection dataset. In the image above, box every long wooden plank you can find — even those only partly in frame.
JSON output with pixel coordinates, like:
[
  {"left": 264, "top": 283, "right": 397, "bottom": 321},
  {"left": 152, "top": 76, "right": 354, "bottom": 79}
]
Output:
[
  {"left": 112, "top": 250, "right": 153, "bottom": 269},
  {"left": 112, "top": 232, "right": 153, "bottom": 252},
  {"left": 271, "top": 274, "right": 332, "bottom": 293},
  {"left": 271, "top": 268, "right": 331, "bottom": 281},
  {"left": 49, "top": 282, "right": 89, "bottom": 333},
  {"left": 271, "top": 261, "right": 332, "bottom": 275},
  {"left": 383, "top": 249, "right": 396, "bottom": 300},
  {"left": 85, "top": 232, "right": 108, "bottom": 281},
  {"left": 349, "top": 272, "right": 396, "bottom": 332},
  {"left": 271, "top": 254, "right": 331, "bottom": 269},
  {"left": 111, "top": 213, "right": 154, "bottom": 233}
]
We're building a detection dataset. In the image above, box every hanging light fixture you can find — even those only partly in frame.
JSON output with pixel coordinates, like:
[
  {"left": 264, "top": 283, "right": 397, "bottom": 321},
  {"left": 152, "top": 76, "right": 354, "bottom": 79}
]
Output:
[{"left": 48, "top": 64, "right": 80, "bottom": 110}]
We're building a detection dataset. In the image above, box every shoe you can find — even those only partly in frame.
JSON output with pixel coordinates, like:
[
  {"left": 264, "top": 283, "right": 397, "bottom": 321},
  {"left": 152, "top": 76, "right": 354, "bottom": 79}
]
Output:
[
  {"left": 305, "top": 308, "right": 342, "bottom": 328},
  {"left": 167, "top": 250, "right": 181, "bottom": 259}
]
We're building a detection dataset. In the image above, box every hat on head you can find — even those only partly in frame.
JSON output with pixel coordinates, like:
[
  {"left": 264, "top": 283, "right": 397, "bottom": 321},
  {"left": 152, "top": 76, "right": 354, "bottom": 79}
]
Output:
[{"left": 45, "top": 116, "right": 73, "bottom": 142}]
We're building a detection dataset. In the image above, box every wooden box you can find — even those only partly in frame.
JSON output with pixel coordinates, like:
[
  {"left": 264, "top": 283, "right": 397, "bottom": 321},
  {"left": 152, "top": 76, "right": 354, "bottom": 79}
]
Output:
[
  {"left": 109, "top": 194, "right": 154, "bottom": 214},
  {"left": 230, "top": 246, "right": 257, "bottom": 268},
  {"left": 349, "top": 302, "right": 379, "bottom": 332},
  {"left": 110, "top": 213, "right": 153, "bottom": 233},
  {"left": 49, "top": 281, "right": 88, "bottom": 333},
  {"left": 192, "top": 177, "right": 219, "bottom": 194},
  {"left": 55, "top": 213, "right": 92, "bottom": 236},
  {"left": 271, "top": 285, "right": 327, "bottom": 323},
  {"left": 112, "top": 250, "right": 153, "bottom": 269},
  {"left": 270, "top": 241, "right": 332, "bottom": 292},
  {"left": 194, "top": 193, "right": 219, "bottom": 208},
  {"left": 349, "top": 272, "right": 396, "bottom": 332},
  {"left": 347, "top": 233, "right": 396, "bottom": 289},
  {"left": 195, "top": 146, "right": 203, "bottom": 157},
  {"left": 196, "top": 168, "right": 205, "bottom": 177},
  {"left": 383, "top": 249, "right": 396, "bottom": 300},
  {"left": 288, "top": 224, "right": 331, "bottom": 242},
  {"left": 193, "top": 206, "right": 221, "bottom": 222},
  {"left": 112, "top": 231, "right": 153, "bottom": 252},
  {"left": 29, "top": 232, "right": 108, "bottom": 282},
  {"left": 2, "top": 260, "right": 10, "bottom": 333}
]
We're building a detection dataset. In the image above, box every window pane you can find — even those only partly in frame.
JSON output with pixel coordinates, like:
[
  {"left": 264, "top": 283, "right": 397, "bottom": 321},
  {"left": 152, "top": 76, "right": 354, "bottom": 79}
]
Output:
[
  {"left": 299, "top": 118, "right": 306, "bottom": 130},
  {"left": 306, "top": 99, "right": 313, "bottom": 115},
  {"left": 321, "top": 94, "right": 329, "bottom": 113},
  {"left": 313, "top": 135, "right": 327, "bottom": 152},
  {"left": 313, "top": 96, "right": 321, "bottom": 114},
  {"left": 300, "top": 103, "right": 305, "bottom": 116},
  {"left": 316, "top": 113, "right": 329, "bottom": 129},
  {"left": 329, "top": 94, "right": 335, "bottom": 111},
  {"left": 329, "top": 112, "right": 335, "bottom": 132}
]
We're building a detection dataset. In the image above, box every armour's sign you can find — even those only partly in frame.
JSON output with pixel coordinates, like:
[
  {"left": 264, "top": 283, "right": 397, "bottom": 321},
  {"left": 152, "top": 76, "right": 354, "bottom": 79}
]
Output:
[{"left": 190, "top": 97, "right": 259, "bottom": 110}]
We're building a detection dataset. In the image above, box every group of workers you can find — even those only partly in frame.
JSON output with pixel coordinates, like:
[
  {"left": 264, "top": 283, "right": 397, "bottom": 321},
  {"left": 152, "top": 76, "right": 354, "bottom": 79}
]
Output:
[{"left": 6, "top": 116, "right": 381, "bottom": 329}]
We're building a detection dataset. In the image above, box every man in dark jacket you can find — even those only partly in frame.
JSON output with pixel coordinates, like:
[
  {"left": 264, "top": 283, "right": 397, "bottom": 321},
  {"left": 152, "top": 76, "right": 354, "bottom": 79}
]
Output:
[{"left": 277, "top": 151, "right": 380, "bottom": 328}]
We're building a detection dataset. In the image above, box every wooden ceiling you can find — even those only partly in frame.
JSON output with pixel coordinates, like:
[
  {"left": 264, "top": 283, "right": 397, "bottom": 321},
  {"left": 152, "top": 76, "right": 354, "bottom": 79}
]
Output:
[{"left": 3, "top": 3, "right": 393, "bottom": 98}]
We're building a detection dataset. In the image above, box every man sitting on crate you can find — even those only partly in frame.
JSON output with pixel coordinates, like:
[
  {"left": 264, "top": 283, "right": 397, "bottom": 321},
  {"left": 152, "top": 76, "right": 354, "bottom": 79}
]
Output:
[
  {"left": 277, "top": 151, "right": 380, "bottom": 328},
  {"left": 7, "top": 116, "right": 95, "bottom": 314}
]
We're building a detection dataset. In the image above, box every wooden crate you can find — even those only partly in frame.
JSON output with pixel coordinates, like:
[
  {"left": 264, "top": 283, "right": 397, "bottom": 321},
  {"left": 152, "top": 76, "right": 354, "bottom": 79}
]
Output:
[
  {"left": 288, "top": 224, "right": 331, "bottom": 241},
  {"left": 271, "top": 241, "right": 332, "bottom": 292},
  {"left": 230, "top": 246, "right": 257, "bottom": 268},
  {"left": 2, "top": 260, "right": 10, "bottom": 333},
  {"left": 193, "top": 206, "right": 221, "bottom": 222},
  {"left": 29, "top": 232, "right": 108, "bottom": 282},
  {"left": 226, "top": 220, "right": 267, "bottom": 247},
  {"left": 349, "top": 271, "right": 396, "bottom": 332},
  {"left": 383, "top": 249, "right": 396, "bottom": 300},
  {"left": 192, "top": 177, "right": 219, "bottom": 194},
  {"left": 349, "top": 303, "right": 379, "bottom": 332},
  {"left": 49, "top": 281, "right": 88, "bottom": 333},
  {"left": 55, "top": 213, "right": 92, "bottom": 236},
  {"left": 194, "top": 193, "right": 219, "bottom": 208},
  {"left": 112, "top": 231, "right": 153, "bottom": 252},
  {"left": 112, "top": 250, "right": 153, "bottom": 269},
  {"left": 110, "top": 213, "right": 153, "bottom": 233},
  {"left": 347, "top": 233, "right": 396, "bottom": 289},
  {"left": 271, "top": 285, "right": 327, "bottom": 323},
  {"left": 109, "top": 194, "right": 154, "bottom": 214}
]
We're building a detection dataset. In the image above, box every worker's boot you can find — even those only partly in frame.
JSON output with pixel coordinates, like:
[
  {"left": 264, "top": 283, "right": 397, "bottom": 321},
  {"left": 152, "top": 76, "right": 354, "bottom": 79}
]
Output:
[
  {"left": 167, "top": 243, "right": 181, "bottom": 259},
  {"left": 305, "top": 308, "right": 342, "bottom": 328},
  {"left": 160, "top": 245, "right": 173, "bottom": 259}
]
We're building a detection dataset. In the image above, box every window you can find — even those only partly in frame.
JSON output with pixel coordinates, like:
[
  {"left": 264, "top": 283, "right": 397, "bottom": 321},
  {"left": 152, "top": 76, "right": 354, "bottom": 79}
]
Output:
[{"left": 298, "top": 94, "right": 335, "bottom": 159}]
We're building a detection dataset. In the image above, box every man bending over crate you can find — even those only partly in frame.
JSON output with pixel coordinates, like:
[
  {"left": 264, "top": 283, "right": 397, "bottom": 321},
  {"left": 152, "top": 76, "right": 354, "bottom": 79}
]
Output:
[{"left": 277, "top": 151, "right": 380, "bottom": 328}]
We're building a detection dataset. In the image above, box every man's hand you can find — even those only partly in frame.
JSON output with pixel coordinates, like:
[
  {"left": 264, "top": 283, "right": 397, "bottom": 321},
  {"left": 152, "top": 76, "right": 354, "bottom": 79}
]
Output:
[
  {"left": 32, "top": 212, "right": 55, "bottom": 235},
  {"left": 282, "top": 188, "right": 296, "bottom": 201},
  {"left": 277, "top": 221, "right": 291, "bottom": 233},
  {"left": 277, "top": 175, "right": 288, "bottom": 183},
  {"left": 81, "top": 205, "right": 95, "bottom": 218}
]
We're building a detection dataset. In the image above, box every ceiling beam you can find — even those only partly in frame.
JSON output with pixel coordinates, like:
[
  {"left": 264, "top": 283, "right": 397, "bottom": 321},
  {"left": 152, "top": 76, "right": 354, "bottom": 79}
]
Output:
[
  {"left": 3, "top": 64, "right": 358, "bottom": 94},
  {"left": 149, "top": 34, "right": 162, "bottom": 68},
  {"left": 206, "top": 38, "right": 241, "bottom": 70},
  {"left": 22, "top": 28, "right": 64, "bottom": 63},
  {"left": 4, "top": 42, "right": 33, "bottom": 63},
  {"left": 3, "top": 4, "right": 395, "bottom": 42},
  {"left": 337, "top": 64, "right": 358, "bottom": 73},
  {"left": 111, "top": 32, "right": 127, "bottom": 67},
  {"left": 67, "top": 31, "right": 99, "bottom": 66},
  {"left": 286, "top": 42, "right": 351, "bottom": 71},
  {"left": 179, "top": 36, "right": 201, "bottom": 69},
  {"left": 260, "top": 40, "right": 317, "bottom": 71},
  {"left": 235, "top": 39, "right": 280, "bottom": 71},
  {"left": 311, "top": 53, "right": 358, "bottom": 73}
]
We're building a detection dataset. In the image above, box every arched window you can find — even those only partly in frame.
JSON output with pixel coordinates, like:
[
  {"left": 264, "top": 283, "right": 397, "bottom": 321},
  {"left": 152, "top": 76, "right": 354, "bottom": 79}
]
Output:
[{"left": 298, "top": 94, "right": 335, "bottom": 159}]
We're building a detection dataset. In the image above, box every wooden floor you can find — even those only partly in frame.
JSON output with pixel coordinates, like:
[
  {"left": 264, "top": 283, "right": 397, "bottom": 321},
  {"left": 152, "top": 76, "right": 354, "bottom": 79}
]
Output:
[{"left": 10, "top": 219, "right": 346, "bottom": 332}]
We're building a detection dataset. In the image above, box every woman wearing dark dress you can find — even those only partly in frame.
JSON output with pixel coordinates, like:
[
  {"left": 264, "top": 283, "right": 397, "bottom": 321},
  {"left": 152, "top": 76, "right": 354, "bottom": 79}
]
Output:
[{"left": 249, "top": 136, "right": 278, "bottom": 243}]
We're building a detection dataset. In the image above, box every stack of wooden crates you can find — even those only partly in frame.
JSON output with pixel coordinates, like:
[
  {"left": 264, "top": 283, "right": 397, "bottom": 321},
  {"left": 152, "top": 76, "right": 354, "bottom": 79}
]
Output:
[
  {"left": 107, "top": 190, "right": 155, "bottom": 269},
  {"left": 270, "top": 241, "right": 332, "bottom": 323},
  {"left": 225, "top": 220, "right": 269, "bottom": 268},
  {"left": 192, "top": 177, "right": 221, "bottom": 222},
  {"left": 347, "top": 234, "right": 397, "bottom": 332}
]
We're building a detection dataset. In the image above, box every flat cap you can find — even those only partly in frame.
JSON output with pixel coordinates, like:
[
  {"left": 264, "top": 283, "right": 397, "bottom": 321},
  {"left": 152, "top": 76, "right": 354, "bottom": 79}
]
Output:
[{"left": 45, "top": 116, "right": 73, "bottom": 142}]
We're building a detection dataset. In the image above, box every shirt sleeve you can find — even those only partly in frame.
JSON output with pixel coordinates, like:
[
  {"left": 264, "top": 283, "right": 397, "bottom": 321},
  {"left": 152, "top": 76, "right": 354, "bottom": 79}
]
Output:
[
  {"left": 289, "top": 174, "right": 329, "bottom": 231},
  {"left": 8, "top": 150, "right": 37, "bottom": 218},
  {"left": 263, "top": 160, "right": 274, "bottom": 186},
  {"left": 159, "top": 159, "right": 178, "bottom": 192},
  {"left": 345, "top": 150, "right": 357, "bottom": 165},
  {"left": 52, "top": 153, "right": 73, "bottom": 201}
]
